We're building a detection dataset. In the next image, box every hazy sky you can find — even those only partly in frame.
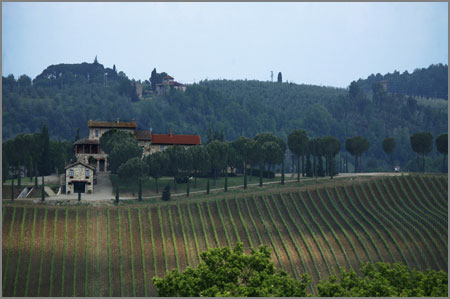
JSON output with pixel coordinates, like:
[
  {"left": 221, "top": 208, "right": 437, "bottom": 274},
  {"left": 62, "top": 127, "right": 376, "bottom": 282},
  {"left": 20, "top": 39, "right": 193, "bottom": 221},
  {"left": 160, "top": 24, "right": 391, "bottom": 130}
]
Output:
[{"left": 2, "top": 2, "right": 448, "bottom": 88}]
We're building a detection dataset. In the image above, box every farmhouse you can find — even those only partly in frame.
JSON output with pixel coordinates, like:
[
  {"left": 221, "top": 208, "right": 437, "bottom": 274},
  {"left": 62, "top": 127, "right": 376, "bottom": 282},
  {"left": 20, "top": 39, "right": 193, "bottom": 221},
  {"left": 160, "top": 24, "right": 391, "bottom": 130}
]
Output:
[
  {"left": 64, "top": 161, "right": 95, "bottom": 194},
  {"left": 155, "top": 75, "right": 187, "bottom": 95},
  {"left": 73, "top": 119, "right": 201, "bottom": 173}
]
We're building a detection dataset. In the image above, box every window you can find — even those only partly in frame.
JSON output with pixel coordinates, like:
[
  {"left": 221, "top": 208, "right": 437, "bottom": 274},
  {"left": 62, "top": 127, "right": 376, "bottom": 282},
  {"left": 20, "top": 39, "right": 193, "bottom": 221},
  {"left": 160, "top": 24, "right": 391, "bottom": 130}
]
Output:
[
  {"left": 160, "top": 145, "right": 164, "bottom": 151},
  {"left": 70, "top": 169, "right": 74, "bottom": 178},
  {"left": 95, "top": 129, "right": 99, "bottom": 137},
  {"left": 85, "top": 170, "right": 90, "bottom": 178}
]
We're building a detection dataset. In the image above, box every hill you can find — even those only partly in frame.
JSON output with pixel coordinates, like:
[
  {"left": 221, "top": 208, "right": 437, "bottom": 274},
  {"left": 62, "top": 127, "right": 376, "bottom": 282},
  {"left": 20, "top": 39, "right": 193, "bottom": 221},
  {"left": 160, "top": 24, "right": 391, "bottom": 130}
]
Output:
[
  {"left": 2, "top": 174, "right": 447, "bottom": 296},
  {"left": 2, "top": 62, "right": 448, "bottom": 171},
  {"left": 356, "top": 63, "right": 448, "bottom": 100}
]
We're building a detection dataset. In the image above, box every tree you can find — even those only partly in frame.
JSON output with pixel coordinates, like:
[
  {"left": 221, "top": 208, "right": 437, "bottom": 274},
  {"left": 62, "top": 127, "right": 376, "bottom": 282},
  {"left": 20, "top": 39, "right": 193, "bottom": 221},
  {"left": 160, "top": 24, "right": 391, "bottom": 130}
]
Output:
[
  {"left": 232, "top": 137, "right": 250, "bottom": 188},
  {"left": 188, "top": 146, "right": 210, "bottom": 188},
  {"left": 382, "top": 137, "right": 396, "bottom": 171},
  {"left": 100, "top": 129, "right": 142, "bottom": 173},
  {"left": 162, "top": 184, "right": 171, "bottom": 201},
  {"left": 164, "top": 145, "right": 189, "bottom": 191},
  {"left": 99, "top": 129, "right": 136, "bottom": 155},
  {"left": 146, "top": 151, "right": 167, "bottom": 193},
  {"left": 153, "top": 242, "right": 311, "bottom": 297},
  {"left": 435, "top": 133, "right": 448, "bottom": 173},
  {"left": 345, "top": 136, "right": 370, "bottom": 173},
  {"left": 322, "top": 136, "right": 340, "bottom": 179},
  {"left": 206, "top": 140, "right": 228, "bottom": 186},
  {"left": 118, "top": 157, "right": 149, "bottom": 201},
  {"left": 38, "top": 124, "right": 52, "bottom": 176},
  {"left": 262, "top": 141, "right": 282, "bottom": 174},
  {"left": 277, "top": 72, "right": 282, "bottom": 83},
  {"left": 246, "top": 140, "right": 263, "bottom": 182},
  {"left": 410, "top": 132, "right": 433, "bottom": 172},
  {"left": 317, "top": 262, "right": 448, "bottom": 297},
  {"left": 108, "top": 139, "right": 142, "bottom": 173},
  {"left": 288, "top": 130, "right": 309, "bottom": 181}
]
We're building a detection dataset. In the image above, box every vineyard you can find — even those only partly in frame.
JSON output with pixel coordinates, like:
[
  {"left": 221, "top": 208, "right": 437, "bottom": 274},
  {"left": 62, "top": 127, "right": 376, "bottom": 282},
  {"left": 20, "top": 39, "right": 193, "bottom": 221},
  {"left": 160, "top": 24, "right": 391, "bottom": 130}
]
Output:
[{"left": 2, "top": 174, "right": 448, "bottom": 296}]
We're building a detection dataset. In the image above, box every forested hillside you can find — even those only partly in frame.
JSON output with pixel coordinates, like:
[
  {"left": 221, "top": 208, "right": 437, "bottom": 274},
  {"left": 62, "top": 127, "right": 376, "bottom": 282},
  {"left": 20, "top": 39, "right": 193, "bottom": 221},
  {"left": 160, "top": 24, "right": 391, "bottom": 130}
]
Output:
[
  {"left": 2, "top": 61, "right": 447, "bottom": 171},
  {"left": 356, "top": 63, "right": 448, "bottom": 100}
]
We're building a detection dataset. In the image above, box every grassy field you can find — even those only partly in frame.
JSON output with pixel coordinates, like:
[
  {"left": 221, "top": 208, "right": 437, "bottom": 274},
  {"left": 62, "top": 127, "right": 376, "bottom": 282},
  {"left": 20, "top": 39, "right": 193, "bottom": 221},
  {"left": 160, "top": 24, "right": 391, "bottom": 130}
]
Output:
[
  {"left": 110, "top": 174, "right": 289, "bottom": 196},
  {"left": 2, "top": 174, "right": 447, "bottom": 296}
]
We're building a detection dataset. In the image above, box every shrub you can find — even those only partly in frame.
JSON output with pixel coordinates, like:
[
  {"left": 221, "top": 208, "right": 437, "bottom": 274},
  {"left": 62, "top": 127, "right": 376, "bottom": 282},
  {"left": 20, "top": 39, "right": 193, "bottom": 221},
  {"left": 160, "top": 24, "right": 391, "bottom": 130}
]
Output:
[{"left": 162, "top": 184, "right": 171, "bottom": 201}]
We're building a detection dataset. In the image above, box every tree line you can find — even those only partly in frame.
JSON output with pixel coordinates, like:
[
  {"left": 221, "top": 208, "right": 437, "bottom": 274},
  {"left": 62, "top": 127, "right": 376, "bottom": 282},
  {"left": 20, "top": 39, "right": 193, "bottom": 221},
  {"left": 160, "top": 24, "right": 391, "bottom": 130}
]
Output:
[{"left": 98, "top": 126, "right": 448, "bottom": 202}]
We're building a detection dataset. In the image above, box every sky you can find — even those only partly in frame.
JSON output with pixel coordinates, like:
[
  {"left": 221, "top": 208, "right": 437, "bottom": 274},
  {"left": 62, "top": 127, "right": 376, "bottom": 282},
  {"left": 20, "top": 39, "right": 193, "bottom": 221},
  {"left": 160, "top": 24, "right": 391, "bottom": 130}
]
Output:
[{"left": 2, "top": 2, "right": 448, "bottom": 88}]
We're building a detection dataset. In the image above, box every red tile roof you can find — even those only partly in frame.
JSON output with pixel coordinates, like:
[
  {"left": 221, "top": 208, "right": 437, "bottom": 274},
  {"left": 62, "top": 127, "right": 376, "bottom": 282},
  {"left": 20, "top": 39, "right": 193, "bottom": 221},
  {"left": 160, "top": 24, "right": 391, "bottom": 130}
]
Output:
[
  {"left": 151, "top": 133, "right": 201, "bottom": 145},
  {"left": 135, "top": 130, "right": 152, "bottom": 141},
  {"left": 163, "top": 75, "right": 174, "bottom": 80},
  {"left": 88, "top": 120, "right": 136, "bottom": 128}
]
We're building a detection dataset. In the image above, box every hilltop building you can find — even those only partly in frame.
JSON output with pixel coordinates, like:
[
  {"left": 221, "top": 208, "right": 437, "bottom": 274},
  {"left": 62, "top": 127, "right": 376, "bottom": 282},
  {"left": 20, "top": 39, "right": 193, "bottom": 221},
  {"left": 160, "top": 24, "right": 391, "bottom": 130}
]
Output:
[{"left": 156, "top": 75, "right": 187, "bottom": 95}]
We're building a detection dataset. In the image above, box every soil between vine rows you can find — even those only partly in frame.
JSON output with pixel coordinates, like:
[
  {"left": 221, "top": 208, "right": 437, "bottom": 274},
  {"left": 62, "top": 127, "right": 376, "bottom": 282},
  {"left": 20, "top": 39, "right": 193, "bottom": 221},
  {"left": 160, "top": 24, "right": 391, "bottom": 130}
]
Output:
[{"left": 2, "top": 175, "right": 447, "bottom": 296}]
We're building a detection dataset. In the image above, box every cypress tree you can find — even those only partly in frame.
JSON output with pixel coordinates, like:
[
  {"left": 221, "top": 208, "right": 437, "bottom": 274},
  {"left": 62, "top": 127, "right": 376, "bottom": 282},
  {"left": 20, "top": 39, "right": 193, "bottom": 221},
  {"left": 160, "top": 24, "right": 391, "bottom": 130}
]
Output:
[
  {"left": 162, "top": 184, "right": 171, "bottom": 201},
  {"left": 41, "top": 175, "right": 45, "bottom": 202},
  {"left": 138, "top": 179, "right": 142, "bottom": 201},
  {"left": 11, "top": 178, "right": 14, "bottom": 201},
  {"left": 186, "top": 180, "right": 190, "bottom": 197},
  {"left": 224, "top": 170, "right": 228, "bottom": 192}
]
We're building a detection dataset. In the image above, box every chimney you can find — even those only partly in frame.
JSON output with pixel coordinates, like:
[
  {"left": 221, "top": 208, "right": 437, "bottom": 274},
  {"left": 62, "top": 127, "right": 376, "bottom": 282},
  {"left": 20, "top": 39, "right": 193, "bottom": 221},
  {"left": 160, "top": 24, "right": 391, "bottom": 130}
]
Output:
[{"left": 169, "top": 129, "right": 173, "bottom": 136}]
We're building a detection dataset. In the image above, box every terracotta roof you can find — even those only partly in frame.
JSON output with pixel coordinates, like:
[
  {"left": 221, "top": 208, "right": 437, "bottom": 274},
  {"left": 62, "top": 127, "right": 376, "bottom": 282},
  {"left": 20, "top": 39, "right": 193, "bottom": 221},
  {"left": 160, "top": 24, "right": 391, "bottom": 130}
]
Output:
[
  {"left": 74, "top": 138, "right": 100, "bottom": 145},
  {"left": 135, "top": 130, "right": 152, "bottom": 141},
  {"left": 64, "top": 161, "right": 95, "bottom": 170},
  {"left": 151, "top": 134, "right": 201, "bottom": 145},
  {"left": 88, "top": 120, "right": 136, "bottom": 128},
  {"left": 163, "top": 75, "right": 174, "bottom": 79}
]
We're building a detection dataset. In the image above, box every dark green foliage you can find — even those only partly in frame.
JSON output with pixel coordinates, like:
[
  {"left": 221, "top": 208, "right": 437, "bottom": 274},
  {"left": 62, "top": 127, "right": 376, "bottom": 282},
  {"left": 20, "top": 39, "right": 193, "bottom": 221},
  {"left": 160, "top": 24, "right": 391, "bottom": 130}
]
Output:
[
  {"left": 410, "top": 132, "right": 433, "bottom": 172},
  {"left": 2, "top": 62, "right": 447, "bottom": 173},
  {"left": 41, "top": 175, "right": 45, "bottom": 201},
  {"left": 162, "top": 184, "right": 171, "bottom": 201},
  {"left": 317, "top": 262, "right": 448, "bottom": 297},
  {"left": 187, "top": 146, "right": 210, "bottom": 188},
  {"left": 322, "top": 136, "right": 340, "bottom": 178},
  {"left": 118, "top": 157, "right": 148, "bottom": 200},
  {"left": 39, "top": 124, "right": 52, "bottom": 175},
  {"left": 206, "top": 179, "right": 210, "bottom": 194},
  {"left": 288, "top": 130, "right": 308, "bottom": 181},
  {"left": 305, "top": 155, "right": 313, "bottom": 177},
  {"left": 357, "top": 64, "right": 448, "bottom": 100},
  {"left": 11, "top": 178, "right": 14, "bottom": 201},
  {"left": 153, "top": 242, "right": 311, "bottom": 297},
  {"left": 435, "top": 133, "right": 447, "bottom": 173},
  {"left": 146, "top": 151, "right": 167, "bottom": 193},
  {"left": 104, "top": 134, "right": 142, "bottom": 174},
  {"left": 346, "top": 136, "right": 370, "bottom": 172},
  {"left": 164, "top": 145, "right": 191, "bottom": 191},
  {"left": 382, "top": 137, "right": 396, "bottom": 170},
  {"left": 115, "top": 185, "right": 119, "bottom": 204},
  {"left": 206, "top": 140, "right": 228, "bottom": 186},
  {"left": 277, "top": 72, "right": 282, "bottom": 83},
  {"left": 78, "top": 192, "right": 81, "bottom": 202}
]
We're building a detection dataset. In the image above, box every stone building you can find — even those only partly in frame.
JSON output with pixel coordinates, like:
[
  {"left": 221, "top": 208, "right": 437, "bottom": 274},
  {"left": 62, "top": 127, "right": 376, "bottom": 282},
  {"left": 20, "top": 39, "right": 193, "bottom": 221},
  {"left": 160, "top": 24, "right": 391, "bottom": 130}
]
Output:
[
  {"left": 156, "top": 75, "right": 187, "bottom": 95},
  {"left": 64, "top": 161, "right": 95, "bottom": 194},
  {"left": 73, "top": 119, "right": 201, "bottom": 172}
]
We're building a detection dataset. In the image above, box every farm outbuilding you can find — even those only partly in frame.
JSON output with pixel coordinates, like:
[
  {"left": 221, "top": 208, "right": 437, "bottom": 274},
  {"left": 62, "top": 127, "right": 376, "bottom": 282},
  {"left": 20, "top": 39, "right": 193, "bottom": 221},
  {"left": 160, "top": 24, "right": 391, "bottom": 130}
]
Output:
[{"left": 64, "top": 161, "right": 95, "bottom": 194}]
